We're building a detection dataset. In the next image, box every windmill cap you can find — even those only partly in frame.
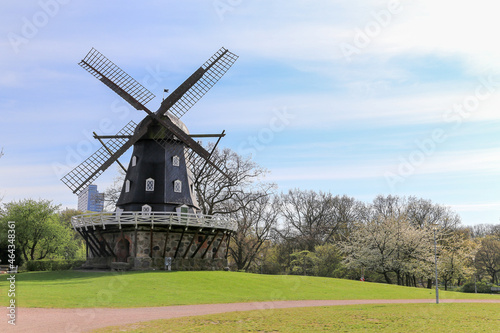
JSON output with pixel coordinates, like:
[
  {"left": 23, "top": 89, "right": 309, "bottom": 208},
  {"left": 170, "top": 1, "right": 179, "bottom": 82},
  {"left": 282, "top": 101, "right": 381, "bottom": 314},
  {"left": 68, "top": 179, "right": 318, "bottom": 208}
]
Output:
[{"left": 135, "top": 112, "right": 189, "bottom": 140}]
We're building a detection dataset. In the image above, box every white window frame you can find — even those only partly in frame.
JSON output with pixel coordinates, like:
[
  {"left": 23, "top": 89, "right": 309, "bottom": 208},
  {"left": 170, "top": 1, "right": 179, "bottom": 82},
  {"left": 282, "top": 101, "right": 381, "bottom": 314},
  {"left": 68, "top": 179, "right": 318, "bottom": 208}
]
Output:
[
  {"left": 125, "top": 180, "right": 130, "bottom": 193},
  {"left": 172, "top": 155, "right": 180, "bottom": 167},
  {"left": 174, "top": 179, "right": 182, "bottom": 193},
  {"left": 141, "top": 204, "right": 152, "bottom": 216},
  {"left": 131, "top": 156, "right": 137, "bottom": 167},
  {"left": 145, "top": 178, "right": 155, "bottom": 192}
]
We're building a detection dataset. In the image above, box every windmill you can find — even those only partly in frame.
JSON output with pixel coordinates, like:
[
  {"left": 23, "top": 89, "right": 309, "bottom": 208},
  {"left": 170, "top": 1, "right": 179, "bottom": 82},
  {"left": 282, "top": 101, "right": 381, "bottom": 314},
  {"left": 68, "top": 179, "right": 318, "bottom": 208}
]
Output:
[{"left": 62, "top": 47, "right": 238, "bottom": 270}]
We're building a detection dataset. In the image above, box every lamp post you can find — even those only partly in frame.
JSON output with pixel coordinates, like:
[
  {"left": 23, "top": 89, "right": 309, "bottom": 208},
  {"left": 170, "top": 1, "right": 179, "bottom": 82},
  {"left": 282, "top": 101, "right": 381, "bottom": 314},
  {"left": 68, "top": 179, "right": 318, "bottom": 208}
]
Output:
[{"left": 431, "top": 223, "right": 439, "bottom": 304}]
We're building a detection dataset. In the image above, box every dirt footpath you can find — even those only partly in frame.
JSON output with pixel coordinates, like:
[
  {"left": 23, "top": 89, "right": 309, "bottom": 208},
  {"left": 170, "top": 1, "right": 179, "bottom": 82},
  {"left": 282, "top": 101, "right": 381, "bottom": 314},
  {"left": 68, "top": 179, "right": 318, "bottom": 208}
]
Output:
[{"left": 2, "top": 299, "right": 500, "bottom": 333}]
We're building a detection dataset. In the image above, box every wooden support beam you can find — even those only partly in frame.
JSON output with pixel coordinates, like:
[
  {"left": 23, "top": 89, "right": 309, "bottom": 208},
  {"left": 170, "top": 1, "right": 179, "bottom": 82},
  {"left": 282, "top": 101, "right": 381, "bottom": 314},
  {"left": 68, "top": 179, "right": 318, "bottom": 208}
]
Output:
[
  {"left": 150, "top": 228, "right": 153, "bottom": 258},
  {"left": 183, "top": 231, "right": 199, "bottom": 259},
  {"left": 100, "top": 233, "right": 117, "bottom": 258},
  {"left": 212, "top": 232, "right": 226, "bottom": 259},
  {"left": 174, "top": 228, "right": 186, "bottom": 258},
  {"left": 93, "top": 131, "right": 127, "bottom": 173},
  {"left": 225, "top": 232, "right": 232, "bottom": 259},
  {"left": 202, "top": 230, "right": 220, "bottom": 259},
  {"left": 93, "top": 134, "right": 132, "bottom": 139},
  {"left": 83, "top": 229, "right": 105, "bottom": 257},
  {"left": 77, "top": 229, "right": 99, "bottom": 258},
  {"left": 87, "top": 230, "right": 110, "bottom": 257},
  {"left": 190, "top": 133, "right": 226, "bottom": 138},
  {"left": 191, "top": 233, "right": 209, "bottom": 258},
  {"left": 85, "top": 231, "right": 101, "bottom": 258}
]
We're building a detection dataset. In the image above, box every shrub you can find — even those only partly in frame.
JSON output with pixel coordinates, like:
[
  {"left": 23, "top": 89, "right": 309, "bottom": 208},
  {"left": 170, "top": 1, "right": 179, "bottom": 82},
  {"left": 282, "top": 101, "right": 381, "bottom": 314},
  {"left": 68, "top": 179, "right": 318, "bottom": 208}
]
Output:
[
  {"left": 460, "top": 281, "right": 497, "bottom": 293},
  {"left": 26, "top": 259, "right": 86, "bottom": 271}
]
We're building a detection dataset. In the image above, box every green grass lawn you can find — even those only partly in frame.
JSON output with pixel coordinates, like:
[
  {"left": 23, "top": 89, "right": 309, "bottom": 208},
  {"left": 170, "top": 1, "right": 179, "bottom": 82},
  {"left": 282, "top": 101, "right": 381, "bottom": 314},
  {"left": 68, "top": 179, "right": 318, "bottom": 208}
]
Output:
[
  {"left": 94, "top": 303, "right": 500, "bottom": 332},
  {"left": 1, "top": 270, "right": 498, "bottom": 308}
]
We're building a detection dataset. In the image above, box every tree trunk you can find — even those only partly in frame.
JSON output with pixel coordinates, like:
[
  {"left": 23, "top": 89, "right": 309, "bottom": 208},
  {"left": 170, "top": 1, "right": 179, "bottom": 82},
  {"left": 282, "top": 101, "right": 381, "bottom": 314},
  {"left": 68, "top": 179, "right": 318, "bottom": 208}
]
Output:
[{"left": 383, "top": 272, "right": 392, "bottom": 284}]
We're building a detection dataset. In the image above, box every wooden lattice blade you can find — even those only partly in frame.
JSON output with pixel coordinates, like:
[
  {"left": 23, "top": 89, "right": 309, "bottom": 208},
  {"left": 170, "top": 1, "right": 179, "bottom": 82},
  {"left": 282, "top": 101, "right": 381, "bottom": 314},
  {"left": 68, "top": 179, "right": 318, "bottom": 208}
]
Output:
[
  {"left": 157, "top": 47, "right": 238, "bottom": 119},
  {"left": 79, "top": 48, "right": 155, "bottom": 111},
  {"left": 60, "top": 121, "right": 138, "bottom": 194}
]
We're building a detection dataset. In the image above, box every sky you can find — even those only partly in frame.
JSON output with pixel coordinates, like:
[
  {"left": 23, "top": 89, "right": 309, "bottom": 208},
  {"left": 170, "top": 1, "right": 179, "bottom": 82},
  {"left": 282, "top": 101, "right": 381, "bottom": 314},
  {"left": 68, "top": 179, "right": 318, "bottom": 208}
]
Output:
[{"left": 0, "top": 0, "right": 499, "bottom": 227}]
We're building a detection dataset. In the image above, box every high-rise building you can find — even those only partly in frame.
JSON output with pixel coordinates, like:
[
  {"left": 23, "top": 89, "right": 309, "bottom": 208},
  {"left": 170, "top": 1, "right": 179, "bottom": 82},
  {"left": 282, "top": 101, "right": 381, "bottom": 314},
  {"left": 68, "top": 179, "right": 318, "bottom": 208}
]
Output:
[{"left": 78, "top": 184, "right": 104, "bottom": 212}]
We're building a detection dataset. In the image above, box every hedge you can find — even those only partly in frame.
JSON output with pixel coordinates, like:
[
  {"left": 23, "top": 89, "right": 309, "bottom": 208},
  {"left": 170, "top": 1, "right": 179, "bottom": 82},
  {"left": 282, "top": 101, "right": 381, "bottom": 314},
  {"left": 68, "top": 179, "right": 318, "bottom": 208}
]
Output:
[
  {"left": 26, "top": 259, "right": 86, "bottom": 271},
  {"left": 460, "top": 281, "right": 499, "bottom": 294}
]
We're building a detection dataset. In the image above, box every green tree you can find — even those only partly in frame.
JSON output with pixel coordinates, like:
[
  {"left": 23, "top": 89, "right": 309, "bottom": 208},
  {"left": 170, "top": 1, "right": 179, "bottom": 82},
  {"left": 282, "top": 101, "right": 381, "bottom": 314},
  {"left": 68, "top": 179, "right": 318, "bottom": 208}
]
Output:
[
  {"left": 475, "top": 236, "right": 500, "bottom": 284},
  {"left": 58, "top": 208, "right": 86, "bottom": 259},
  {"left": 438, "top": 236, "right": 478, "bottom": 290},
  {"left": 312, "top": 243, "right": 344, "bottom": 278},
  {"left": 289, "top": 250, "right": 315, "bottom": 276},
  {"left": 0, "top": 199, "right": 74, "bottom": 262}
]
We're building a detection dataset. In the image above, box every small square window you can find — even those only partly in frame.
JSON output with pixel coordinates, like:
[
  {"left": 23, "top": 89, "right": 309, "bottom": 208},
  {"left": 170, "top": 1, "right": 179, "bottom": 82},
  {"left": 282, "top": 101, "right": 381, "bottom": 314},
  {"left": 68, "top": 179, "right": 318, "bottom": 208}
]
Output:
[
  {"left": 145, "top": 178, "right": 155, "bottom": 192},
  {"left": 174, "top": 180, "right": 182, "bottom": 193},
  {"left": 172, "top": 155, "right": 180, "bottom": 167},
  {"left": 141, "top": 204, "right": 151, "bottom": 216}
]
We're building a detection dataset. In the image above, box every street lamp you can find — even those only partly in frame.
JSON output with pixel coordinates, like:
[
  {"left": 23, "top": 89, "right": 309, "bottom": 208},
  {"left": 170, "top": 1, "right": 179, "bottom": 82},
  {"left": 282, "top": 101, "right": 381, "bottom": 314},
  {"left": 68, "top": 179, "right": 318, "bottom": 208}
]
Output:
[{"left": 431, "top": 223, "right": 439, "bottom": 304}]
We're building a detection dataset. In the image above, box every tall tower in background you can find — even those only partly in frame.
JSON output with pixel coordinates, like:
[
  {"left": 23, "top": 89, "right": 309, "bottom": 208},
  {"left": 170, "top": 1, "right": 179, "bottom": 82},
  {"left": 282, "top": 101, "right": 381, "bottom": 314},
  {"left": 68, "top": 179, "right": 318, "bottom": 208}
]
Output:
[{"left": 78, "top": 184, "right": 104, "bottom": 212}]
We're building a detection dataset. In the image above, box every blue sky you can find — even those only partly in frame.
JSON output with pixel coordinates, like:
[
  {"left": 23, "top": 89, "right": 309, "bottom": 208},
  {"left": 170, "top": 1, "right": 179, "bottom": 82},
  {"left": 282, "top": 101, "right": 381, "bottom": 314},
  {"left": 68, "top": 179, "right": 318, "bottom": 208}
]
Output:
[{"left": 1, "top": 1, "right": 499, "bottom": 226}]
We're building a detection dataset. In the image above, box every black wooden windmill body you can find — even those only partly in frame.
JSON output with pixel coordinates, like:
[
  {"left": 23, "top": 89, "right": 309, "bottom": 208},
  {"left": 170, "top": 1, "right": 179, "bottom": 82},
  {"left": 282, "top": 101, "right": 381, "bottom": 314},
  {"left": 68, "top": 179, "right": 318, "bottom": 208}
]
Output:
[{"left": 61, "top": 47, "right": 238, "bottom": 270}]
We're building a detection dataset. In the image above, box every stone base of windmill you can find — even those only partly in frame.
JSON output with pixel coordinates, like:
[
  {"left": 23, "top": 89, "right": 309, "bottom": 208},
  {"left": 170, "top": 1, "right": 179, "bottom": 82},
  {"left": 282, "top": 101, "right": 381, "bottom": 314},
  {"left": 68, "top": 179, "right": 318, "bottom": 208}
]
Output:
[{"left": 79, "top": 224, "right": 232, "bottom": 272}]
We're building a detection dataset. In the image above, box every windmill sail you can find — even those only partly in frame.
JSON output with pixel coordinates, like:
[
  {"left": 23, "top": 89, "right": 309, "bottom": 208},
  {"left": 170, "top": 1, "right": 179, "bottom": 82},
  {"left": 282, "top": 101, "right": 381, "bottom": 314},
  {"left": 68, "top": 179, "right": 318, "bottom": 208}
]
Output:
[
  {"left": 60, "top": 121, "right": 137, "bottom": 194},
  {"left": 158, "top": 47, "right": 238, "bottom": 119},
  {"left": 79, "top": 48, "right": 155, "bottom": 110}
]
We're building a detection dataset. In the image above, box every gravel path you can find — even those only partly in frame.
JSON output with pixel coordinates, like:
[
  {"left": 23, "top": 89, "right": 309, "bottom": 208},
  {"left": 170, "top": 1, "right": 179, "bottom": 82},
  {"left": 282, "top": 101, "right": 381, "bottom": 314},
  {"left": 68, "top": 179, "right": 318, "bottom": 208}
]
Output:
[{"left": 3, "top": 299, "right": 500, "bottom": 332}]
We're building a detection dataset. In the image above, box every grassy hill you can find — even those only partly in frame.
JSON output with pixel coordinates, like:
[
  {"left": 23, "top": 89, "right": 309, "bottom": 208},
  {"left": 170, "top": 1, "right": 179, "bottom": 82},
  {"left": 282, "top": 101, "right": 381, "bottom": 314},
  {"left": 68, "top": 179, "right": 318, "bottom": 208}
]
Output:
[{"left": 1, "top": 270, "right": 498, "bottom": 308}]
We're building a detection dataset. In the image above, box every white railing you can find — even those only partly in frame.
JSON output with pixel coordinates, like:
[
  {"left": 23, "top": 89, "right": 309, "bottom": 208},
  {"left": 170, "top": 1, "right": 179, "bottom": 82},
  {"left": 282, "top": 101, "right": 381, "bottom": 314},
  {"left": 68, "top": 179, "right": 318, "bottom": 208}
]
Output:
[{"left": 71, "top": 211, "right": 237, "bottom": 232}]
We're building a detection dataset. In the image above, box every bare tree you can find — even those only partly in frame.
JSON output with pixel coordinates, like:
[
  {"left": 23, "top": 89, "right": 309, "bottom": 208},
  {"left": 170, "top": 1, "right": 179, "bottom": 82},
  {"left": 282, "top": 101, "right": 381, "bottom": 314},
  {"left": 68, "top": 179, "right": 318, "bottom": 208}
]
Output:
[
  {"left": 227, "top": 192, "right": 279, "bottom": 271},
  {"left": 470, "top": 224, "right": 500, "bottom": 239},
  {"left": 370, "top": 195, "right": 461, "bottom": 230},
  {"left": 278, "top": 189, "right": 335, "bottom": 251},
  {"left": 277, "top": 190, "right": 361, "bottom": 251},
  {"left": 329, "top": 195, "right": 365, "bottom": 241},
  {"left": 103, "top": 167, "right": 126, "bottom": 211},
  {"left": 370, "top": 194, "right": 406, "bottom": 219},
  {"left": 193, "top": 143, "right": 274, "bottom": 215},
  {"left": 406, "top": 196, "right": 461, "bottom": 230}
]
